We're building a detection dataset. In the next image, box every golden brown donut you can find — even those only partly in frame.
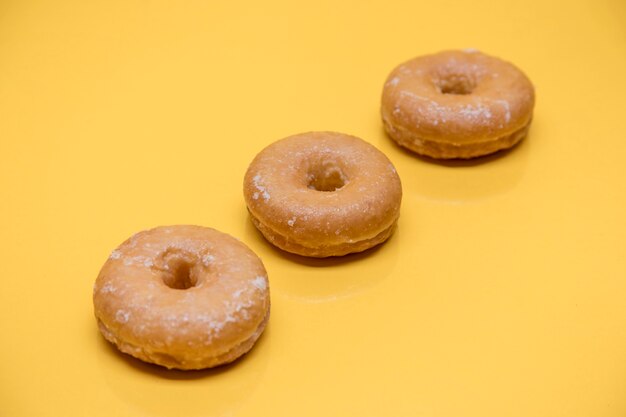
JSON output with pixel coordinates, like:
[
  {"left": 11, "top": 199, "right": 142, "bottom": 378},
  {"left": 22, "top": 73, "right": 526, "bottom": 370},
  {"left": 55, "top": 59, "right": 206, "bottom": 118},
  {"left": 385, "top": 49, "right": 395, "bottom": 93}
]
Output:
[
  {"left": 381, "top": 49, "right": 535, "bottom": 159},
  {"left": 243, "top": 132, "right": 402, "bottom": 257},
  {"left": 93, "top": 225, "right": 270, "bottom": 370}
]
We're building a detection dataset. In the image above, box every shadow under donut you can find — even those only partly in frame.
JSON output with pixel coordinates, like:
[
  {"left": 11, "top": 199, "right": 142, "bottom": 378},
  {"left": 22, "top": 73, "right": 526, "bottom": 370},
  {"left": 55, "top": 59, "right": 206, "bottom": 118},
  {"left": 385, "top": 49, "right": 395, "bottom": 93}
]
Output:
[
  {"left": 96, "top": 318, "right": 270, "bottom": 417},
  {"left": 381, "top": 121, "right": 533, "bottom": 204},
  {"left": 243, "top": 215, "right": 400, "bottom": 304}
]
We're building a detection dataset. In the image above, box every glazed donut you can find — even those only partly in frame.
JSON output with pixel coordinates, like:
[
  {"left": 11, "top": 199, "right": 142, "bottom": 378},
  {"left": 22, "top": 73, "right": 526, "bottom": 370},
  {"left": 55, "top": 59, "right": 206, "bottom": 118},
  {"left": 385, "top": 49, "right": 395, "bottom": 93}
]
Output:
[
  {"left": 243, "top": 131, "right": 402, "bottom": 258},
  {"left": 93, "top": 225, "right": 270, "bottom": 370},
  {"left": 381, "top": 49, "right": 535, "bottom": 159}
]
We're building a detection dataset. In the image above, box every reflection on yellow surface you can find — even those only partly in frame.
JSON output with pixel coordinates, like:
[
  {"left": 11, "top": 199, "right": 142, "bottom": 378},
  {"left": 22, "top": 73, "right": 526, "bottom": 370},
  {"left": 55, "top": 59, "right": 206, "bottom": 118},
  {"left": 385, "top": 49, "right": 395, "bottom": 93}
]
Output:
[
  {"left": 244, "top": 218, "right": 400, "bottom": 303},
  {"left": 400, "top": 129, "right": 531, "bottom": 204},
  {"left": 97, "top": 327, "right": 269, "bottom": 417}
]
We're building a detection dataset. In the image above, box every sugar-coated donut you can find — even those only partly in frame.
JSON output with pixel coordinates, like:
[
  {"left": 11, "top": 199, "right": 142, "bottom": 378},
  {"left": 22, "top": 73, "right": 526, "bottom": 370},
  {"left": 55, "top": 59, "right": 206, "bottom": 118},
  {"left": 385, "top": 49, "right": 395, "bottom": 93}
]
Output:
[
  {"left": 93, "top": 225, "right": 270, "bottom": 370},
  {"left": 381, "top": 49, "right": 535, "bottom": 159},
  {"left": 243, "top": 132, "right": 402, "bottom": 258}
]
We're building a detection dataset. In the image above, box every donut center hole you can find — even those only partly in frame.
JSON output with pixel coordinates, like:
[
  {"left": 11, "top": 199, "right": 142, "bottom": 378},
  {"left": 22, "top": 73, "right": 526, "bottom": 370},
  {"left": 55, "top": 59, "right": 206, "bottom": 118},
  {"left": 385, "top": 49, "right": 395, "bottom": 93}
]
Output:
[
  {"left": 162, "top": 257, "right": 198, "bottom": 290},
  {"left": 437, "top": 73, "right": 476, "bottom": 95},
  {"left": 307, "top": 162, "right": 347, "bottom": 192}
]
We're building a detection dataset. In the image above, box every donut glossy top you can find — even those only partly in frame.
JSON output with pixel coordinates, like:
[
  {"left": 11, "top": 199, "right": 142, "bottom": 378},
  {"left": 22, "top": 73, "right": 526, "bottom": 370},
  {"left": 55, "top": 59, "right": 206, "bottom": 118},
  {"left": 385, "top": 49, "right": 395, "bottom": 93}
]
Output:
[
  {"left": 243, "top": 132, "right": 402, "bottom": 257},
  {"left": 93, "top": 225, "right": 270, "bottom": 369},
  {"left": 382, "top": 50, "right": 534, "bottom": 148}
]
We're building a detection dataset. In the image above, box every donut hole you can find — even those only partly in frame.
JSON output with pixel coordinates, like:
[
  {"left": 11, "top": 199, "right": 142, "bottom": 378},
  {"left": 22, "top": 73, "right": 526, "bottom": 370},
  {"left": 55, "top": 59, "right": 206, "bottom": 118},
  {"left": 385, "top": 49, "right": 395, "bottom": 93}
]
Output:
[
  {"left": 307, "top": 161, "right": 348, "bottom": 192},
  {"left": 160, "top": 252, "right": 200, "bottom": 290},
  {"left": 437, "top": 73, "right": 477, "bottom": 95}
]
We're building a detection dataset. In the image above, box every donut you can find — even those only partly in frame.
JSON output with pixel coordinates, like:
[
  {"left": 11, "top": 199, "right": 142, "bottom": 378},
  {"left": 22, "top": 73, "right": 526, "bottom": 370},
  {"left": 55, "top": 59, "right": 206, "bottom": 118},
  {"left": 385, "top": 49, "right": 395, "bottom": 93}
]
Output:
[
  {"left": 381, "top": 49, "right": 535, "bottom": 159},
  {"left": 243, "top": 131, "right": 402, "bottom": 258},
  {"left": 93, "top": 225, "right": 270, "bottom": 370}
]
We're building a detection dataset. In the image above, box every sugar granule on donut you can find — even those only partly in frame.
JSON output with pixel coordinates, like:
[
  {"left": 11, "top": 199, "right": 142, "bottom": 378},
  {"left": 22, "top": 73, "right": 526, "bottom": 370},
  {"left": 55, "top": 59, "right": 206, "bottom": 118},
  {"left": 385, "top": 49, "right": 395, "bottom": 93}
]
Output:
[
  {"left": 243, "top": 131, "right": 402, "bottom": 258},
  {"left": 93, "top": 225, "right": 270, "bottom": 370},
  {"left": 381, "top": 49, "right": 535, "bottom": 159}
]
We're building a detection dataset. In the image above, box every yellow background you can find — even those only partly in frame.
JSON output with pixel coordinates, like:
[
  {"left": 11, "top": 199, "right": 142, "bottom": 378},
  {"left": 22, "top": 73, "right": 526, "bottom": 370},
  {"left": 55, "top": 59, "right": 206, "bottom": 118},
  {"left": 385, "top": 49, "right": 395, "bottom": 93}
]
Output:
[{"left": 1, "top": 0, "right": 626, "bottom": 416}]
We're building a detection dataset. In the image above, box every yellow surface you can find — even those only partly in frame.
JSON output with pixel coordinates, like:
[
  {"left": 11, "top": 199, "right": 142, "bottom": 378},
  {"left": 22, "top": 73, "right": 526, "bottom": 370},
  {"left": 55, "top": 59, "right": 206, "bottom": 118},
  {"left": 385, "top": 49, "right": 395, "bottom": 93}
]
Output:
[{"left": 1, "top": 0, "right": 626, "bottom": 415}]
